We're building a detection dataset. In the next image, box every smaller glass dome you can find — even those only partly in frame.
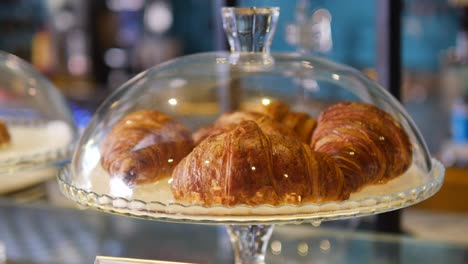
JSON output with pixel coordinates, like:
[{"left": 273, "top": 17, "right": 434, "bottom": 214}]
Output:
[
  {"left": 59, "top": 7, "right": 443, "bottom": 222},
  {"left": 0, "top": 51, "right": 78, "bottom": 175}
]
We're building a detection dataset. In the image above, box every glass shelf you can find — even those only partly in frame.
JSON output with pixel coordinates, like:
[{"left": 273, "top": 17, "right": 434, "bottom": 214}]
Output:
[{"left": 0, "top": 201, "right": 466, "bottom": 264}]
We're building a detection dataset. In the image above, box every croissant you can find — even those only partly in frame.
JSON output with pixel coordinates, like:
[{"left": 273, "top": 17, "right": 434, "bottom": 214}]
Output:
[
  {"left": 311, "top": 102, "right": 413, "bottom": 191},
  {"left": 250, "top": 100, "right": 290, "bottom": 121},
  {"left": 250, "top": 100, "right": 317, "bottom": 142},
  {"left": 281, "top": 111, "right": 317, "bottom": 143},
  {"left": 193, "top": 111, "right": 296, "bottom": 145},
  {"left": 100, "top": 110, "right": 193, "bottom": 186},
  {"left": 0, "top": 120, "right": 10, "bottom": 146},
  {"left": 172, "top": 120, "right": 349, "bottom": 206},
  {"left": 194, "top": 101, "right": 317, "bottom": 145}
]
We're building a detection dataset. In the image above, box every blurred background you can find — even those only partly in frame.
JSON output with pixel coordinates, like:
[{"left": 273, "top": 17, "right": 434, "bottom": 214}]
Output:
[{"left": 1, "top": 0, "right": 468, "bottom": 263}]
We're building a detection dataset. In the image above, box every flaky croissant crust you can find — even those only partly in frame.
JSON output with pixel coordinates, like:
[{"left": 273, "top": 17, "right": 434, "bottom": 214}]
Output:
[
  {"left": 193, "top": 102, "right": 317, "bottom": 146},
  {"left": 193, "top": 111, "right": 296, "bottom": 145},
  {"left": 100, "top": 110, "right": 193, "bottom": 186},
  {"left": 251, "top": 100, "right": 317, "bottom": 143},
  {"left": 311, "top": 102, "right": 413, "bottom": 191},
  {"left": 172, "top": 120, "right": 349, "bottom": 206},
  {"left": 0, "top": 120, "right": 10, "bottom": 146}
]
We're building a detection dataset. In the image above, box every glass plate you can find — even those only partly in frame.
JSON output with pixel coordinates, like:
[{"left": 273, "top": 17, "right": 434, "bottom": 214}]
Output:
[
  {"left": 0, "top": 119, "right": 74, "bottom": 173},
  {"left": 57, "top": 158, "right": 444, "bottom": 225},
  {"left": 0, "top": 166, "right": 57, "bottom": 194}
]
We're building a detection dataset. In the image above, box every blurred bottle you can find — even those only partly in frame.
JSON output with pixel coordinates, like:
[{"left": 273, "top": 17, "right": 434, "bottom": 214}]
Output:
[
  {"left": 0, "top": 0, "right": 49, "bottom": 61},
  {"left": 89, "top": 0, "right": 144, "bottom": 90},
  {"left": 285, "top": 0, "right": 332, "bottom": 54},
  {"left": 31, "top": 29, "right": 57, "bottom": 75},
  {"left": 132, "top": 0, "right": 181, "bottom": 72},
  {"left": 440, "top": 7, "right": 468, "bottom": 167},
  {"left": 88, "top": 0, "right": 185, "bottom": 91}
]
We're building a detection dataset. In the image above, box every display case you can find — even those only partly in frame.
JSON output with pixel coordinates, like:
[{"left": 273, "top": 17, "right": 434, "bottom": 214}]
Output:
[{"left": 58, "top": 7, "right": 444, "bottom": 264}]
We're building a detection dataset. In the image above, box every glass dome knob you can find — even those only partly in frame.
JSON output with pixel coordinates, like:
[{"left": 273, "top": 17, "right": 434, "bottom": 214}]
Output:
[
  {"left": 222, "top": 7, "right": 279, "bottom": 67},
  {"left": 222, "top": 7, "right": 279, "bottom": 53}
]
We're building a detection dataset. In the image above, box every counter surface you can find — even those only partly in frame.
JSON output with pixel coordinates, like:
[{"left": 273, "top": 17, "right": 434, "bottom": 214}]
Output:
[{"left": 0, "top": 200, "right": 467, "bottom": 264}]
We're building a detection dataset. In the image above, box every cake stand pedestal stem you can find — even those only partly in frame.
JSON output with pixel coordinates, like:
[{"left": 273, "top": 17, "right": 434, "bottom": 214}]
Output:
[{"left": 226, "top": 224, "right": 274, "bottom": 264}]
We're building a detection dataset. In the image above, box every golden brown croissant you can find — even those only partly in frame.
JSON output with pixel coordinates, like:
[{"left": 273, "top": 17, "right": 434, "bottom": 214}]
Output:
[
  {"left": 194, "top": 102, "right": 316, "bottom": 145},
  {"left": 281, "top": 111, "right": 317, "bottom": 143},
  {"left": 0, "top": 120, "right": 10, "bottom": 146},
  {"left": 172, "top": 120, "right": 349, "bottom": 206},
  {"left": 250, "top": 100, "right": 290, "bottom": 121},
  {"left": 250, "top": 100, "right": 317, "bottom": 142},
  {"left": 193, "top": 111, "right": 296, "bottom": 145},
  {"left": 311, "top": 102, "right": 413, "bottom": 191},
  {"left": 100, "top": 110, "right": 193, "bottom": 186}
]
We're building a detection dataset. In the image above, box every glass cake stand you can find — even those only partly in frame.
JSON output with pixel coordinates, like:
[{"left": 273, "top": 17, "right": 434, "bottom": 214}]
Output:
[
  {"left": 0, "top": 52, "right": 78, "bottom": 192},
  {"left": 58, "top": 159, "right": 444, "bottom": 263},
  {"left": 57, "top": 7, "right": 445, "bottom": 264}
]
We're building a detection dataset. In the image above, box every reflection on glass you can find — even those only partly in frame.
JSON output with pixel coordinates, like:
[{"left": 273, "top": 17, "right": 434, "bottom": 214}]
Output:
[
  {"left": 110, "top": 177, "right": 133, "bottom": 198},
  {"left": 270, "top": 240, "right": 282, "bottom": 255},
  {"left": 297, "top": 242, "right": 309, "bottom": 256},
  {"left": 320, "top": 239, "right": 331, "bottom": 253},
  {"left": 168, "top": 98, "right": 178, "bottom": 105}
]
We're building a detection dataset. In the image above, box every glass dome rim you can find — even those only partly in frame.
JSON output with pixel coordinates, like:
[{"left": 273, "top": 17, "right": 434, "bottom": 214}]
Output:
[
  {"left": 0, "top": 50, "right": 78, "bottom": 131},
  {"left": 77, "top": 50, "right": 363, "bottom": 143},
  {"left": 0, "top": 50, "right": 80, "bottom": 173},
  {"left": 73, "top": 49, "right": 432, "bottom": 177},
  {"left": 93, "top": 50, "right": 373, "bottom": 110},
  {"left": 0, "top": 50, "right": 58, "bottom": 92},
  {"left": 74, "top": 50, "right": 376, "bottom": 160},
  {"left": 138, "top": 50, "right": 361, "bottom": 72}
]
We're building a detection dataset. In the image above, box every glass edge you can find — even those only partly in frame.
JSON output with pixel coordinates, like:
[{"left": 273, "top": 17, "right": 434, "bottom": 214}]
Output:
[
  {"left": 57, "top": 159, "right": 445, "bottom": 225},
  {"left": 0, "top": 144, "right": 73, "bottom": 175},
  {"left": 0, "top": 51, "right": 79, "bottom": 134},
  {"left": 221, "top": 7, "right": 280, "bottom": 15}
]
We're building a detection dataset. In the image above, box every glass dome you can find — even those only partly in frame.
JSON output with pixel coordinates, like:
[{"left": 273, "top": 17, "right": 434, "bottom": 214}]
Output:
[
  {"left": 60, "top": 7, "right": 443, "bottom": 223},
  {"left": 0, "top": 51, "right": 78, "bottom": 176}
]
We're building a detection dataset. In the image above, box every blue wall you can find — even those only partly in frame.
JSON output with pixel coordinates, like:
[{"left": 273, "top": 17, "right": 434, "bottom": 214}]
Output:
[{"left": 239, "top": 0, "right": 458, "bottom": 71}]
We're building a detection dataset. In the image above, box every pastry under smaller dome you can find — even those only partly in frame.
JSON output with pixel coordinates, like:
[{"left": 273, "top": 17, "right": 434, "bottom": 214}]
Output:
[
  {"left": 0, "top": 120, "right": 10, "bottom": 146},
  {"left": 172, "top": 120, "right": 349, "bottom": 206},
  {"left": 100, "top": 110, "right": 193, "bottom": 186}
]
